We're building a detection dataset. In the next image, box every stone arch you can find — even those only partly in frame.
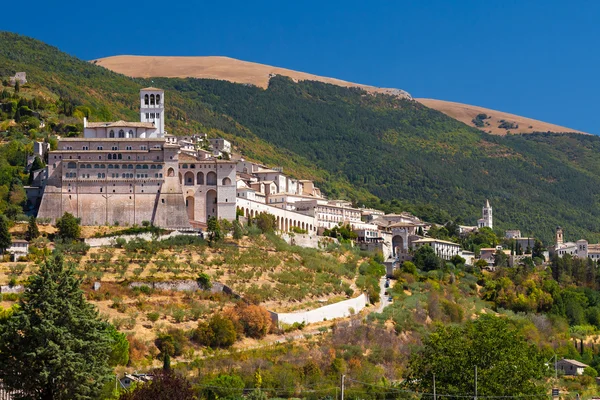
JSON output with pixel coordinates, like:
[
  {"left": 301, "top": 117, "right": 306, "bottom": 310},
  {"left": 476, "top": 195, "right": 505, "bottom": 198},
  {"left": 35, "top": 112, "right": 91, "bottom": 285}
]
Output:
[
  {"left": 186, "top": 196, "right": 195, "bottom": 220},
  {"left": 206, "top": 171, "right": 217, "bottom": 185},
  {"left": 109, "top": 130, "right": 115, "bottom": 138},
  {"left": 392, "top": 235, "right": 404, "bottom": 258},
  {"left": 184, "top": 171, "right": 194, "bottom": 186},
  {"left": 197, "top": 171, "right": 204, "bottom": 185},
  {"left": 167, "top": 168, "right": 175, "bottom": 177},
  {"left": 118, "top": 130, "right": 125, "bottom": 138},
  {"left": 206, "top": 190, "right": 217, "bottom": 220},
  {"left": 222, "top": 177, "right": 231, "bottom": 186}
]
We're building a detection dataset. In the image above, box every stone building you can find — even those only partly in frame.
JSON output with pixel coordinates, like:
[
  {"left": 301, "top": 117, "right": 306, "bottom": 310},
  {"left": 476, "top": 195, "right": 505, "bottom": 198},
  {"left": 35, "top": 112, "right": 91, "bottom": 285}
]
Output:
[{"left": 37, "top": 88, "right": 237, "bottom": 229}]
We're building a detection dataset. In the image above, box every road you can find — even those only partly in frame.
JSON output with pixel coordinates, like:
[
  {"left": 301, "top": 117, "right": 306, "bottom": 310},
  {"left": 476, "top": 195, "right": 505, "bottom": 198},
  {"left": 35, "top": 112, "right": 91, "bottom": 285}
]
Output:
[{"left": 376, "top": 276, "right": 391, "bottom": 313}]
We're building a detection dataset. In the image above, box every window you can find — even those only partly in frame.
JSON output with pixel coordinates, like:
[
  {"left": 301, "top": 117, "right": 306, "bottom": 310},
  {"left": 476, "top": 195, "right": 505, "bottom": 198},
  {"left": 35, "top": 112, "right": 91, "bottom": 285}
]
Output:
[
  {"left": 67, "top": 162, "right": 76, "bottom": 168},
  {"left": 145, "top": 113, "right": 149, "bottom": 119},
  {"left": 150, "top": 94, "right": 155, "bottom": 105},
  {"left": 144, "top": 94, "right": 149, "bottom": 105},
  {"left": 111, "top": 146, "right": 117, "bottom": 151},
  {"left": 156, "top": 94, "right": 160, "bottom": 104},
  {"left": 108, "top": 154, "right": 112, "bottom": 160},
  {"left": 129, "top": 130, "right": 134, "bottom": 138},
  {"left": 109, "top": 130, "right": 115, "bottom": 138},
  {"left": 118, "top": 154, "right": 122, "bottom": 160},
  {"left": 118, "top": 130, "right": 125, "bottom": 138},
  {"left": 126, "top": 146, "right": 132, "bottom": 150},
  {"left": 156, "top": 113, "right": 160, "bottom": 119},
  {"left": 97, "top": 146, "right": 103, "bottom": 150},
  {"left": 82, "top": 146, "right": 89, "bottom": 150}
]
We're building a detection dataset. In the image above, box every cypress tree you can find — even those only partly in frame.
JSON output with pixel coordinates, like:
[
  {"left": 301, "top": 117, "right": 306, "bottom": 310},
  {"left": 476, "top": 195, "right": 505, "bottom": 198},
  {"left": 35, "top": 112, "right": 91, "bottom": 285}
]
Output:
[
  {"left": 163, "top": 352, "right": 171, "bottom": 372},
  {"left": 0, "top": 255, "right": 113, "bottom": 399},
  {"left": 26, "top": 215, "right": 40, "bottom": 241},
  {"left": 0, "top": 215, "right": 11, "bottom": 252}
]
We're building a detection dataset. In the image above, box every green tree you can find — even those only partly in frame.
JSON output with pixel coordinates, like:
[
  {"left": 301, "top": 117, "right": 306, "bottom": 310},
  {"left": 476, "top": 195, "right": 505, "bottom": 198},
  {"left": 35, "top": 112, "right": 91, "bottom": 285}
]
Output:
[
  {"left": 26, "top": 215, "right": 40, "bottom": 241},
  {"left": 0, "top": 255, "right": 113, "bottom": 399},
  {"left": 193, "top": 314, "right": 237, "bottom": 348},
  {"left": 494, "top": 249, "right": 509, "bottom": 268},
  {"left": 204, "top": 374, "right": 244, "bottom": 400},
  {"left": 206, "top": 216, "right": 222, "bottom": 245},
  {"left": 405, "top": 315, "right": 546, "bottom": 396},
  {"left": 14, "top": 80, "right": 19, "bottom": 93},
  {"left": 56, "top": 212, "right": 81, "bottom": 240},
  {"left": 107, "top": 324, "right": 129, "bottom": 366},
  {"left": 412, "top": 245, "right": 442, "bottom": 271},
  {"left": 255, "top": 212, "right": 277, "bottom": 233},
  {"left": 0, "top": 214, "right": 11, "bottom": 252},
  {"left": 532, "top": 239, "right": 545, "bottom": 260}
]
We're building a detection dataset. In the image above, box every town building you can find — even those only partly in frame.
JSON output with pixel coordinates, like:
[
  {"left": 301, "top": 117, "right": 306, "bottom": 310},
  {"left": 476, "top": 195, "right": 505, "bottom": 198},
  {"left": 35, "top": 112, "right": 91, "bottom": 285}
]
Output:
[
  {"left": 556, "top": 359, "right": 589, "bottom": 376},
  {"left": 37, "top": 88, "right": 237, "bottom": 229},
  {"left": 9, "top": 72, "right": 26, "bottom": 85},
  {"left": 477, "top": 199, "right": 493, "bottom": 229},
  {"left": 411, "top": 238, "right": 461, "bottom": 260},
  {"left": 549, "top": 227, "right": 600, "bottom": 260},
  {"left": 6, "top": 239, "right": 28, "bottom": 261}
]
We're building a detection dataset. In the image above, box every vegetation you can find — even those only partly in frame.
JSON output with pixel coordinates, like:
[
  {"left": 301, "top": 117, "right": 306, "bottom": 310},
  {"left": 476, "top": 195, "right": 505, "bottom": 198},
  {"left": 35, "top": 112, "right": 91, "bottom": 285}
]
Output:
[
  {"left": 0, "top": 255, "right": 113, "bottom": 398},
  {"left": 56, "top": 212, "right": 81, "bottom": 240}
]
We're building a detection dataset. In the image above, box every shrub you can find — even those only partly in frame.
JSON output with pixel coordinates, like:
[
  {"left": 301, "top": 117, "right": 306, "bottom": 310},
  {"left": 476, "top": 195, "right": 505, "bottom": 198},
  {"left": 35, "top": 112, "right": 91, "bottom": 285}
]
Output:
[
  {"left": 235, "top": 304, "right": 272, "bottom": 339},
  {"left": 192, "top": 314, "right": 237, "bottom": 348},
  {"left": 147, "top": 312, "right": 160, "bottom": 322},
  {"left": 584, "top": 366, "right": 598, "bottom": 377}
]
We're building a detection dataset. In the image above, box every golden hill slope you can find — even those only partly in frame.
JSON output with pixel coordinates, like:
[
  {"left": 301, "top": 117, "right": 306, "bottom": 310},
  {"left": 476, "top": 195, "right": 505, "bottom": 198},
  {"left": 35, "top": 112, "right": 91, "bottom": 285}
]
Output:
[
  {"left": 92, "top": 55, "right": 411, "bottom": 98},
  {"left": 93, "top": 55, "right": 585, "bottom": 135},
  {"left": 417, "top": 99, "right": 585, "bottom": 135}
]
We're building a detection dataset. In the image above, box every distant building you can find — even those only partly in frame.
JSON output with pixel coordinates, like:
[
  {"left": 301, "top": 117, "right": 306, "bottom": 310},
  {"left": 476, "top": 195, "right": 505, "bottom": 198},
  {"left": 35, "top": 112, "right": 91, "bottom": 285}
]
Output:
[
  {"left": 9, "top": 72, "right": 27, "bottom": 86},
  {"left": 505, "top": 230, "right": 521, "bottom": 239},
  {"left": 119, "top": 373, "right": 153, "bottom": 390},
  {"left": 412, "top": 238, "right": 461, "bottom": 260},
  {"left": 550, "top": 227, "right": 600, "bottom": 260},
  {"left": 477, "top": 199, "right": 493, "bottom": 229},
  {"left": 7, "top": 239, "right": 28, "bottom": 261},
  {"left": 556, "top": 359, "right": 588, "bottom": 376}
]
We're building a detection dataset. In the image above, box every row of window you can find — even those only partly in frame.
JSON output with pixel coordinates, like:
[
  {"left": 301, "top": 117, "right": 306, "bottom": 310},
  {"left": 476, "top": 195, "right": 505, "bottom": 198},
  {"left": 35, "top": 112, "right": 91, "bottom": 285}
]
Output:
[
  {"left": 69, "top": 173, "right": 165, "bottom": 179},
  {"left": 145, "top": 113, "right": 160, "bottom": 119},
  {"left": 109, "top": 129, "right": 134, "bottom": 138},
  {"left": 144, "top": 94, "right": 161, "bottom": 106},
  {"left": 68, "top": 162, "right": 164, "bottom": 170}
]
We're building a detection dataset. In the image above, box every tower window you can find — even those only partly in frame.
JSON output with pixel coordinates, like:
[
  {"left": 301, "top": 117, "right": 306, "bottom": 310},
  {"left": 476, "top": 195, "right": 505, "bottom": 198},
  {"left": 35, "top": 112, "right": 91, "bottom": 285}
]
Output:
[
  {"left": 150, "top": 94, "right": 155, "bottom": 105},
  {"left": 144, "top": 94, "right": 149, "bottom": 105},
  {"left": 156, "top": 94, "right": 160, "bottom": 104}
]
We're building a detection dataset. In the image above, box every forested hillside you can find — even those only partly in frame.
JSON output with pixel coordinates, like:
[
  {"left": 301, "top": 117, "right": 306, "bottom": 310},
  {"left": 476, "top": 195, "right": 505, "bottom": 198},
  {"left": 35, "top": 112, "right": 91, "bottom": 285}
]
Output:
[{"left": 1, "top": 32, "right": 599, "bottom": 243}]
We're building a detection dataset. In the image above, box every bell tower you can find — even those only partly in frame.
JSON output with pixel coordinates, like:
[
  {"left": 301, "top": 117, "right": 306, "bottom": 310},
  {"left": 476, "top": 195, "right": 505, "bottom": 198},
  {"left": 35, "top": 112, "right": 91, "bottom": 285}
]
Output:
[
  {"left": 480, "top": 199, "right": 493, "bottom": 229},
  {"left": 140, "top": 87, "right": 165, "bottom": 135},
  {"left": 556, "top": 226, "right": 564, "bottom": 246}
]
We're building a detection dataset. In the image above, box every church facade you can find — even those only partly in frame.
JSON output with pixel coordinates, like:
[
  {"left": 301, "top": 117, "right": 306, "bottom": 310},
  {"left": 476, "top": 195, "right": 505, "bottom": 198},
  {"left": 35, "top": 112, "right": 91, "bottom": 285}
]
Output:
[
  {"left": 477, "top": 199, "right": 493, "bottom": 229},
  {"left": 37, "top": 88, "right": 237, "bottom": 229}
]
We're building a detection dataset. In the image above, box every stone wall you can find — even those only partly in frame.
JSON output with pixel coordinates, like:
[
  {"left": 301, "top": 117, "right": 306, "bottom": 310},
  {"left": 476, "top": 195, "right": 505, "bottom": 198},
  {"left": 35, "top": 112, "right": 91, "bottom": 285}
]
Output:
[
  {"left": 85, "top": 230, "right": 198, "bottom": 247},
  {"left": 270, "top": 294, "right": 368, "bottom": 326}
]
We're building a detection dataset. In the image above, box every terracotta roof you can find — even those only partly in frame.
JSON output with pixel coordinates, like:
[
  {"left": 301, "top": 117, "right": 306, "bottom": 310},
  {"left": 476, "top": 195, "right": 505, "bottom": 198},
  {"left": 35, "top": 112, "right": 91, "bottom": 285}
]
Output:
[
  {"left": 140, "top": 87, "right": 163, "bottom": 91},
  {"left": 413, "top": 238, "right": 460, "bottom": 246},
  {"left": 11, "top": 239, "right": 28, "bottom": 243}
]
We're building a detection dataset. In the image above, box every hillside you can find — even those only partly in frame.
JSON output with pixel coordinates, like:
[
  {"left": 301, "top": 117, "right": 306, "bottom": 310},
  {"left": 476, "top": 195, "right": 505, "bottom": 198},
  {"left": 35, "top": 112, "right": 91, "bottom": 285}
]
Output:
[
  {"left": 95, "top": 55, "right": 583, "bottom": 135},
  {"left": 2, "top": 32, "right": 600, "bottom": 242},
  {"left": 418, "top": 98, "right": 587, "bottom": 135},
  {"left": 92, "top": 55, "right": 411, "bottom": 98}
]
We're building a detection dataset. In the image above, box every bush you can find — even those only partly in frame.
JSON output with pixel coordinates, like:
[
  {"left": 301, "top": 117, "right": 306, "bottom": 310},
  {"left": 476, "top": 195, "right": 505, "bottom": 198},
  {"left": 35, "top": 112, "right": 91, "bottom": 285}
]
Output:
[
  {"left": 193, "top": 314, "right": 237, "bottom": 348},
  {"left": 235, "top": 304, "right": 272, "bottom": 339},
  {"left": 147, "top": 312, "right": 160, "bottom": 322},
  {"left": 402, "top": 261, "right": 417, "bottom": 275},
  {"left": 584, "top": 366, "right": 598, "bottom": 378}
]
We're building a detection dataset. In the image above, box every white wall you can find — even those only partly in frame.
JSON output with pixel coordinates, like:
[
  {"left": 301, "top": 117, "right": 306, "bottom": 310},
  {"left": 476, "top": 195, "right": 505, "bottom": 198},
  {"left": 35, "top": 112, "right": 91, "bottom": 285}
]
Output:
[{"left": 271, "top": 294, "right": 368, "bottom": 326}]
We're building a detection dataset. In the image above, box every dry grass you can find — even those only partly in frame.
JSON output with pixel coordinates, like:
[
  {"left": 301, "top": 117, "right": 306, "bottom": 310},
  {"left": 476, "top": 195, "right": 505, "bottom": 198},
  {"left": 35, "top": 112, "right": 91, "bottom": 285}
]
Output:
[
  {"left": 92, "top": 55, "right": 411, "bottom": 98},
  {"left": 418, "top": 98, "right": 586, "bottom": 135}
]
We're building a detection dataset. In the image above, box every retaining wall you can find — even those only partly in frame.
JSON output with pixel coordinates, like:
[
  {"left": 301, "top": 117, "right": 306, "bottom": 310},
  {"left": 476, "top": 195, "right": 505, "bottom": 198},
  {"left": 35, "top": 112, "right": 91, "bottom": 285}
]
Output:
[
  {"left": 85, "top": 230, "right": 198, "bottom": 247},
  {"left": 270, "top": 293, "right": 368, "bottom": 326}
]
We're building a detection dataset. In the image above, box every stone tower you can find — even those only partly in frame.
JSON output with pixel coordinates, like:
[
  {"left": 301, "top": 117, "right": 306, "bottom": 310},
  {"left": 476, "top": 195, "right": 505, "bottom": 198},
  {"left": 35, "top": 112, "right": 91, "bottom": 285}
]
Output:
[
  {"left": 556, "top": 226, "right": 564, "bottom": 246},
  {"left": 140, "top": 87, "right": 165, "bottom": 135},
  {"left": 478, "top": 199, "right": 493, "bottom": 229}
]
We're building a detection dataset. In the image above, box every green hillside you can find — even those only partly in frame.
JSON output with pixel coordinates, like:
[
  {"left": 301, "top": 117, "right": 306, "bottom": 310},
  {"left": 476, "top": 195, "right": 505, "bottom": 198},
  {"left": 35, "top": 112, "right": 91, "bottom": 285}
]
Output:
[{"left": 0, "top": 31, "right": 599, "bottom": 243}]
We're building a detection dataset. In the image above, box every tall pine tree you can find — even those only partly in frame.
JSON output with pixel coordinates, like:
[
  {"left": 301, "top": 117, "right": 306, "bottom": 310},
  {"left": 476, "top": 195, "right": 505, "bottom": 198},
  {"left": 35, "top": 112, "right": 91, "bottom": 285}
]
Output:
[
  {"left": 0, "top": 254, "right": 113, "bottom": 399},
  {"left": 25, "top": 215, "right": 39, "bottom": 241}
]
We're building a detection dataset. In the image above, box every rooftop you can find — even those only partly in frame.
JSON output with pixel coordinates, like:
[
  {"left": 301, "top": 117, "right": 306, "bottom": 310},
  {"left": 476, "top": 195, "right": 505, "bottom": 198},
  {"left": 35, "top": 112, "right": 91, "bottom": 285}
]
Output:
[
  {"left": 86, "top": 120, "right": 156, "bottom": 129},
  {"left": 413, "top": 238, "right": 460, "bottom": 246}
]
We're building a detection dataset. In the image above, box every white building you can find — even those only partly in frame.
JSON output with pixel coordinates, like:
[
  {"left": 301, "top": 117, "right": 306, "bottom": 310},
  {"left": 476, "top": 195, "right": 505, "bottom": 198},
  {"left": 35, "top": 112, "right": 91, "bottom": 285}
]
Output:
[
  {"left": 412, "top": 238, "right": 461, "bottom": 260},
  {"left": 477, "top": 199, "right": 493, "bottom": 229}
]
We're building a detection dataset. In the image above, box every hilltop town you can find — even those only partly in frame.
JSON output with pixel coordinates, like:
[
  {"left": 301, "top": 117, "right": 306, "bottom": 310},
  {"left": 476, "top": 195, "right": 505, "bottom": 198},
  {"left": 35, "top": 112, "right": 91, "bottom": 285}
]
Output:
[{"left": 2, "top": 48, "right": 600, "bottom": 398}]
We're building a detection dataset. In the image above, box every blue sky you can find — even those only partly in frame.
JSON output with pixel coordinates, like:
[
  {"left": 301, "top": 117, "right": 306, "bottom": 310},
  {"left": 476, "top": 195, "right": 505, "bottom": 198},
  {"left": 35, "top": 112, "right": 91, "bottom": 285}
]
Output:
[{"left": 4, "top": 0, "right": 599, "bottom": 133}]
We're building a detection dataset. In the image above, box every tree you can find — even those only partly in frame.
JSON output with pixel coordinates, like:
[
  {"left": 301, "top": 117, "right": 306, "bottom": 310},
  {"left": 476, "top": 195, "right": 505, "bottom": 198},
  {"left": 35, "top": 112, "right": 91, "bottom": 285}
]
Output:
[
  {"left": 26, "top": 215, "right": 40, "bottom": 241},
  {"left": 412, "top": 245, "right": 442, "bottom": 271},
  {"left": 0, "top": 214, "right": 11, "bottom": 252},
  {"left": 119, "top": 371, "right": 197, "bottom": 400},
  {"left": 192, "top": 314, "right": 237, "bottom": 348},
  {"left": 197, "top": 272, "right": 211, "bottom": 290},
  {"left": 0, "top": 255, "right": 113, "bottom": 399},
  {"left": 107, "top": 324, "right": 129, "bottom": 367},
  {"left": 14, "top": 80, "right": 20, "bottom": 93},
  {"left": 234, "top": 304, "right": 272, "bottom": 339},
  {"left": 206, "top": 216, "right": 222, "bottom": 245},
  {"left": 255, "top": 212, "right": 276, "bottom": 233},
  {"left": 532, "top": 239, "right": 545, "bottom": 260},
  {"left": 494, "top": 249, "right": 509, "bottom": 268},
  {"left": 404, "top": 315, "right": 546, "bottom": 396},
  {"left": 56, "top": 212, "right": 80, "bottom": 240}
]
